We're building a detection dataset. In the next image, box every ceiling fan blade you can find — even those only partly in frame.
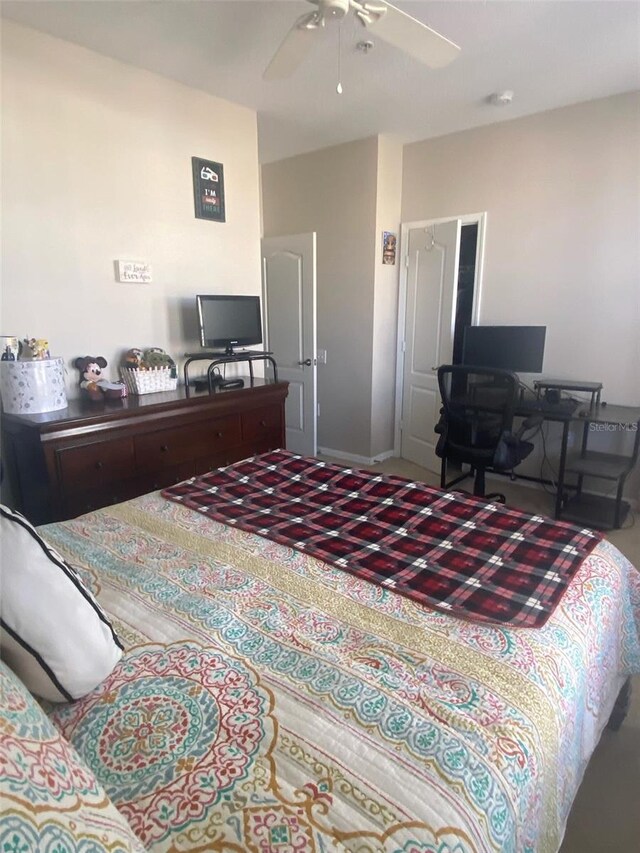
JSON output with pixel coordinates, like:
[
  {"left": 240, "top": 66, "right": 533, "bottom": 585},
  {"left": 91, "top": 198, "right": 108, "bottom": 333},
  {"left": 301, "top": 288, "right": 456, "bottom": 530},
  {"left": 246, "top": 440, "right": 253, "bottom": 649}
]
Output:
[
  {"left": 355, "top": 1, "right": 460, "bottom": 69},
  {"left": 263, "top": 12, "right": 322, "bottom": 81}
]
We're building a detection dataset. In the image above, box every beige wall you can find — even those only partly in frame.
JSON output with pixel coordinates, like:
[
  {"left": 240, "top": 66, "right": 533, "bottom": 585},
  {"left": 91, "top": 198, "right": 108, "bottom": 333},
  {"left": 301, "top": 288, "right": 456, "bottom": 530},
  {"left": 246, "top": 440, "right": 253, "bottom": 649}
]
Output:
[
  {"left": 371, "top": 136, "right": 403, "bottom": 458},
  {"left": 403, "top": 92, "right": 640, "bottom": 498},
  {"left": 403, "top": 92, "right": 640, "bottom": 406},
  {"left": 262, "top": 137, "right": 379, "bottom": 457},
  {"left": 1, "top": 22, "right": 262, "bottom": 395}
]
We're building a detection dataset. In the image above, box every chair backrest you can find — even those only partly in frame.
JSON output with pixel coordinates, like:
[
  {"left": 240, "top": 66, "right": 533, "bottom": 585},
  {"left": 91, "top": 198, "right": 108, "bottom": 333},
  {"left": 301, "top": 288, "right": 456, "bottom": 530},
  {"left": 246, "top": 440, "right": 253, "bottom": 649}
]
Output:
[{"left": 436, "top": 365, "right": 519, "bottom": 463}]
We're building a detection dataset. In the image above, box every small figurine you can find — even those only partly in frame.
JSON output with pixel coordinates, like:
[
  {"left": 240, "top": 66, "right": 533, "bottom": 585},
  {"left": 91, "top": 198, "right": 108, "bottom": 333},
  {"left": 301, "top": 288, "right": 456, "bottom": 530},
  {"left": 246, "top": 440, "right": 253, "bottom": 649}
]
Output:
[
  {"left": 1, "top": 346, "right": 16, "bottom": 361},
  {"left": 19, "top": 338, "right": 50, "bottom": 360},
  {"left": 75, "top": 356, "right": 127, "bottom": 401},
  {"left": 124, "top": 347, "right": 177, "bottom": 377},
  {"left": 142, "top": 347, "right": 176, "bottom": 375},
  {"left": 123, "top": 348, "right": 144, "bottom": 369}
]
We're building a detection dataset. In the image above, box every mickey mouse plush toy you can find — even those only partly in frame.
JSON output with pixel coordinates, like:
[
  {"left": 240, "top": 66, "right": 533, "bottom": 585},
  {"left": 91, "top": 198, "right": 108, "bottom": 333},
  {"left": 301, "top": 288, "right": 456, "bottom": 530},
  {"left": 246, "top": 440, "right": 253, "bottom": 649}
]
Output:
[{"left": 75, "top": 356, "right": 127, "bottom": 401}]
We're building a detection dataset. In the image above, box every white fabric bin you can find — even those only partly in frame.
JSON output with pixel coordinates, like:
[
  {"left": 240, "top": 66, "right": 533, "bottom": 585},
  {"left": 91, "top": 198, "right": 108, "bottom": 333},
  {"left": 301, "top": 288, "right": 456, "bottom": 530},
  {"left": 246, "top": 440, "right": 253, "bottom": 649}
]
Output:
[{"left": 0, "top": 357, "right": 68, "bottom": 414}]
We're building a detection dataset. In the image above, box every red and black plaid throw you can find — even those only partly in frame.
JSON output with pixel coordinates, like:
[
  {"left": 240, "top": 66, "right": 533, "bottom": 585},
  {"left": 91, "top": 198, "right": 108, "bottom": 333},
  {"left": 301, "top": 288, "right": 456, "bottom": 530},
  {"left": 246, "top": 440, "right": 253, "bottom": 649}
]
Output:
[{"left": 162, "top": 450, "right": 601, "bottom": 628}]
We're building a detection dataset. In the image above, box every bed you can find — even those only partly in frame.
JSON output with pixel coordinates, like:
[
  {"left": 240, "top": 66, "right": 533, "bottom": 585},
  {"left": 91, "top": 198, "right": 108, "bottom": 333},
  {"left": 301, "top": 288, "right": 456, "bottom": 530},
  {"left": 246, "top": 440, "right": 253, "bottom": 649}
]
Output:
[{"left": 10, "top": 451, "right": 640, "bottom": 852}]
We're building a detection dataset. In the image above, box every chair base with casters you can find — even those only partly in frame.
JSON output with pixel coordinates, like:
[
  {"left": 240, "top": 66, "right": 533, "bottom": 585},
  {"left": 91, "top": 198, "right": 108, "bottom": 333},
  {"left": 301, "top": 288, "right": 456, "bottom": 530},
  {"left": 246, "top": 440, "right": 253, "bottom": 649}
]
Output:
[
  {"left": 439, "top": 440, "right": 535, "bottom": 504},
  {"left": 435, "top": 365, "right": 542, "bottom": 503}
]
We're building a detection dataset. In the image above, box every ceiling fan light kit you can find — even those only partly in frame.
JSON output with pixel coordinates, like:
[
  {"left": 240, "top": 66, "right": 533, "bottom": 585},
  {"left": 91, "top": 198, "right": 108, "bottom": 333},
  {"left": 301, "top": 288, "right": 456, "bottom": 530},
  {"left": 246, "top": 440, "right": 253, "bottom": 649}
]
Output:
[
  {"left": 322, "top": 0, "right": 350, "bottom": 20},
  {"left": 263, "top": 0, "right": 461, "bottom": 81}
]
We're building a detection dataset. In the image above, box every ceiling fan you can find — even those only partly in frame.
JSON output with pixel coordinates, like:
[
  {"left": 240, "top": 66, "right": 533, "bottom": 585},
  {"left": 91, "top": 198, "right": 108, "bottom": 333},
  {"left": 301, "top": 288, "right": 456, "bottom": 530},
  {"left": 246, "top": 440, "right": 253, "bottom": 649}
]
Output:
[{"left": 264, "top": 0, "right": 460, "bottom": 81}]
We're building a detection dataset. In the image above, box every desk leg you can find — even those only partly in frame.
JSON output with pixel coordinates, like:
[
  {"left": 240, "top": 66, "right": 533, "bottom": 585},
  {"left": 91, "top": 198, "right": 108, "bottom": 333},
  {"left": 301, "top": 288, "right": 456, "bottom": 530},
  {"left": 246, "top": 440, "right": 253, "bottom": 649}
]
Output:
[
  {"left": 554, "top": 420, "right": 571, "bottom": 519},
  {"left": 613, "top": 480, "right": 626, "bottom": 529},
  {"left": 576, "top": 421, "right": 589, "bottom": 500}
]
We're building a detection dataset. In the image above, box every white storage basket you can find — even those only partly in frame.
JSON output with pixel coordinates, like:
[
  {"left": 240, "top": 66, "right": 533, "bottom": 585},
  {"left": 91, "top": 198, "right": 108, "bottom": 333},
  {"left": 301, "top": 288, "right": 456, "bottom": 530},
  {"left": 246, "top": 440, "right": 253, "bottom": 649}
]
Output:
[{"left": 120, "top": 366, "right": 178, "bottom": 395}]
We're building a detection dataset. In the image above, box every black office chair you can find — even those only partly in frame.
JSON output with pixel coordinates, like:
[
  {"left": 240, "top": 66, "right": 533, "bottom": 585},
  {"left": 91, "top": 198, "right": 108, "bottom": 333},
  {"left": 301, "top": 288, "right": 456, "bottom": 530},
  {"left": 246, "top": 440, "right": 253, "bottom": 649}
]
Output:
[{"left": 435, "top": 365, "right": 541, "bottom": 502}]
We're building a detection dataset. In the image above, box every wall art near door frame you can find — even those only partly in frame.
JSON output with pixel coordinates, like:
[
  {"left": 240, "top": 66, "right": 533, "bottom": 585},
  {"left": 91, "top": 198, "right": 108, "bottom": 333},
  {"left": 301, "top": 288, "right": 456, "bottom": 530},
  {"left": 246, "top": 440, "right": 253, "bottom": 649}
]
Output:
[
  {"left": 192, "top": 157, "right": 226, "bottom": 222},
  {"left": 382, "top": 231, "right": 397, "bottom": 265}
]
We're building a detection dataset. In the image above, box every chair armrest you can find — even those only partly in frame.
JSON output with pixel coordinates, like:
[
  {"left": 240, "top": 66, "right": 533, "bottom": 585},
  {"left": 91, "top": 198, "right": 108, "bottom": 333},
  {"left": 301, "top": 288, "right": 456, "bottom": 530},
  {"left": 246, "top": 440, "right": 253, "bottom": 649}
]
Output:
[{"left": 516, "top": 414, "right": 543, "bottom": 439}]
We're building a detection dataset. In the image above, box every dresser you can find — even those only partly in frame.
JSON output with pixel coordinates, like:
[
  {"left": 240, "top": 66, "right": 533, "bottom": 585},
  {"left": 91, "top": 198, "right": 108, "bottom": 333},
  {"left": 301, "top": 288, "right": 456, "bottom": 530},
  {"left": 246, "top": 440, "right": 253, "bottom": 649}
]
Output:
[{"left": 1, "top": 380, "right": 288, "bottom": 524}]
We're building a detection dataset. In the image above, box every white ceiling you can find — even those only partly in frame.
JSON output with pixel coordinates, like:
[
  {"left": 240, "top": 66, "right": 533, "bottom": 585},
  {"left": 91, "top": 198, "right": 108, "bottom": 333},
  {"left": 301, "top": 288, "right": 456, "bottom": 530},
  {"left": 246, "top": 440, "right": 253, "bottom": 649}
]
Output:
[{"left": 3, "top": 0, "right": 639, "bottom": 163}]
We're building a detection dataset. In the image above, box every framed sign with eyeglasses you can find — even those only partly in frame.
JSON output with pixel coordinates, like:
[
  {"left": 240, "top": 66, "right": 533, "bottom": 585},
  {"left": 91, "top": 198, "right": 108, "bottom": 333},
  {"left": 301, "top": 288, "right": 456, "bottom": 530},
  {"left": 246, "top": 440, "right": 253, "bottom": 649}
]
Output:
[{"left": 192, "top": 157, "right": 226, "bottom": 222}]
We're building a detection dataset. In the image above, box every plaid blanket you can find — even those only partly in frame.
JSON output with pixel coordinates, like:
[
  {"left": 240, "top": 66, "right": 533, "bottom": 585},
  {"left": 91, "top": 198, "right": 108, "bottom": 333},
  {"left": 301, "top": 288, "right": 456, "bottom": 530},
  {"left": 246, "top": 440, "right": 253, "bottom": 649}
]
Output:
[{"left": 162, "top": 450, "right": 601, "bottom": 628}]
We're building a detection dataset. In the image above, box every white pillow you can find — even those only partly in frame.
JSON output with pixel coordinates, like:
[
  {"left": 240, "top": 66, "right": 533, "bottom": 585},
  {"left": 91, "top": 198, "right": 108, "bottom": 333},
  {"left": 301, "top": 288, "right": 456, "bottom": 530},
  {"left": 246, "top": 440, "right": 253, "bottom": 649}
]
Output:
[{"left": 0, "top": 505, "right": 123, "bottom": 702}]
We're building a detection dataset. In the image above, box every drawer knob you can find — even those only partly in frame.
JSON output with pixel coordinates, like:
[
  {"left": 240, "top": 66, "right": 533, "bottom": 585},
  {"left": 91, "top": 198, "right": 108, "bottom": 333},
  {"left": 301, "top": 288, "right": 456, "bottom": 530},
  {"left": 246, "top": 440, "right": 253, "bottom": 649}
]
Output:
[
  {"left": 216, "top": 431, "right": 223, "bottom": 438},
  {"left": 95, "top": 461, "right": 104, "bottom": 470},
  {"left": 259, "top": 419, "right": 267, "bottom": 427},
  {"left": 160, "top": 444, "right": 169, "bottom": 452}
]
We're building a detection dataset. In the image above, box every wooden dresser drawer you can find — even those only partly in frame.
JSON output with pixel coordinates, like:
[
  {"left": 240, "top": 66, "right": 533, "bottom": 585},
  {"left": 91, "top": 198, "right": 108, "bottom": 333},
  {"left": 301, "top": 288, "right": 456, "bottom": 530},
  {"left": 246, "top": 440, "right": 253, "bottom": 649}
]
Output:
[
  {"left": 135, "top": 415, "right": 240, "bottom": 472},
  {"left": 195, "top": 445, "right": 254, "bottom": 476},
  {"left": 241, "top": 406, "right": 282, "bottom": 442},
  {"left": 57, "top": 437, "right": 135, "bottom": 491},
  {"left": 137, "top": 461, "right": 196, "bottom": 493},
  {"left": 250, "top": 436, "right": 282, "bottom": 457},
  {"left": 63, "top": 478, "right": 141, "bottom": 519}
]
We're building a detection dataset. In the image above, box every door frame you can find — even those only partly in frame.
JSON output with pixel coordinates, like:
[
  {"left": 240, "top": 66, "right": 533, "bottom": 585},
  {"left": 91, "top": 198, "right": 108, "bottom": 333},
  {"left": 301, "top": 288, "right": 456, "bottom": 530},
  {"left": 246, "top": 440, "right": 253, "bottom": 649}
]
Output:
[{"left": 393, "top": 212, "right": 487, "bottom": 456}]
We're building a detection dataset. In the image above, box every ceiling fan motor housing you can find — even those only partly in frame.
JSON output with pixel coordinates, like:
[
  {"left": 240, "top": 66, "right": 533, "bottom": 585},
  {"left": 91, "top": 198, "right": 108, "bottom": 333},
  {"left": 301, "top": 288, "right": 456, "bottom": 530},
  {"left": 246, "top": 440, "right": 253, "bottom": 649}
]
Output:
[{"left": 318, "top": 0, "right": 350, "bottom": 20}]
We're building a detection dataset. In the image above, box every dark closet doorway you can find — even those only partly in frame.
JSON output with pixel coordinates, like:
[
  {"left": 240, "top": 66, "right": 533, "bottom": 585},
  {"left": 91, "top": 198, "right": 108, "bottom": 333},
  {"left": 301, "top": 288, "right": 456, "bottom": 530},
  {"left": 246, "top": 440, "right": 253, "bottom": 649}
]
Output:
[{"left": 452, "top": 222, "right": 478, "bottom": 365}]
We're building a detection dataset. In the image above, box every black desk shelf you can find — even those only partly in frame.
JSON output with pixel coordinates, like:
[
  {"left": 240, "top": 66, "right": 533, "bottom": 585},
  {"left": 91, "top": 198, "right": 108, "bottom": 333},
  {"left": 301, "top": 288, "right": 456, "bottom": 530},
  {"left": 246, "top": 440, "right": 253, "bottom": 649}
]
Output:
[
  {"left": 564, "top": 450, "right": 634, "bottom": 481},
  {"left": 561, "top": 494, "right": 631, "bottom": 530},
  {"left": 560, "top": 405, "right": 640, "bottom": 529},
  {"left": 534, "top": 378, "right": 603, "bottom": 408}
]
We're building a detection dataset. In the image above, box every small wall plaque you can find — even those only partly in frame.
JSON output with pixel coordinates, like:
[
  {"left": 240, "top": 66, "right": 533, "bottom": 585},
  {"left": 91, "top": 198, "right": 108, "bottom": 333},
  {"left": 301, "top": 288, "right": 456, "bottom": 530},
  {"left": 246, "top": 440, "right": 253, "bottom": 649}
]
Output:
[{"left": 115, "top": 260, "right": 152, "bottom": 283}]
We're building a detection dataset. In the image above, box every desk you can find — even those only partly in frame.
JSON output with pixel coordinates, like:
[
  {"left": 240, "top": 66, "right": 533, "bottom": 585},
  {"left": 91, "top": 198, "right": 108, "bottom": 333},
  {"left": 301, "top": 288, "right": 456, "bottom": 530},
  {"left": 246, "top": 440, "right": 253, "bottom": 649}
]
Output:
[
  {"left": 443, "top": 396, "right": 640, "bottom": 528},
  {"left": 440, "top": 374, "right": 639, "bottom": 528},
  {"left": 508, "top": 401, "right": 640, "bottom": 528}
]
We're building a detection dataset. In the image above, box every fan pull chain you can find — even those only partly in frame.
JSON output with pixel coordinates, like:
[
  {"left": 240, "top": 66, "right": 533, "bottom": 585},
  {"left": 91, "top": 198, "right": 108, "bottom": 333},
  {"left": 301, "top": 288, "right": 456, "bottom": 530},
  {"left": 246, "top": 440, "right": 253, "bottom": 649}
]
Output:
[{"left": 336, "top": 22, "right": 343, "bottom": 94}]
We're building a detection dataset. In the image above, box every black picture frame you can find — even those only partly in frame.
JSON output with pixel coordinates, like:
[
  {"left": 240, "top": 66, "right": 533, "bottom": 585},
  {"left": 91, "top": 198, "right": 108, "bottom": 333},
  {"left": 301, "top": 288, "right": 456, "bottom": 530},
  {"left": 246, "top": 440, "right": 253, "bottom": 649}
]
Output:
[{"left": 192, "top": 157, "right": 226, "bottom": 222}]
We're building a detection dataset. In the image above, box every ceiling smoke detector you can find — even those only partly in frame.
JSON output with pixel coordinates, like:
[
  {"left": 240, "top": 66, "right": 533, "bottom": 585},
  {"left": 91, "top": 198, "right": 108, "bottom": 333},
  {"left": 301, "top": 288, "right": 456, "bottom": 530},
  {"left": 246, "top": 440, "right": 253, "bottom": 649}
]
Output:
[
  {"left": 489, "top": 90, "right": 514, "bottom": 106},
  {"left": 356, "top": 40, "right": 375, "bottom": 53}
]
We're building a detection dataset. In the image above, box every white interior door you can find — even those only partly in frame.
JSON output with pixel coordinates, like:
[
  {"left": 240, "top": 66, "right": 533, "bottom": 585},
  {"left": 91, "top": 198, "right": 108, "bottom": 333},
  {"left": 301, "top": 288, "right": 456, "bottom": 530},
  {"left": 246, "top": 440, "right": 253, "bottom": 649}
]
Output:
[
  {"left": 400, "top": 220, "right": 461, "bottom": 471},
  {"left": 262, "top": 233, "right": 317, "bottom": 456}
]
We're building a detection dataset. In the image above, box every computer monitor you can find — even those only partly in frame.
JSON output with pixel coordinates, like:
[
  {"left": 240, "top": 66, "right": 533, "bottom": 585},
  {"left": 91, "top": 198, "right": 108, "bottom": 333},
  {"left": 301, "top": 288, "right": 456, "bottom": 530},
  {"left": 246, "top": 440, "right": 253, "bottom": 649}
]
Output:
[{"left": 462, "top": 325, "right": 546, "bottom": 373}]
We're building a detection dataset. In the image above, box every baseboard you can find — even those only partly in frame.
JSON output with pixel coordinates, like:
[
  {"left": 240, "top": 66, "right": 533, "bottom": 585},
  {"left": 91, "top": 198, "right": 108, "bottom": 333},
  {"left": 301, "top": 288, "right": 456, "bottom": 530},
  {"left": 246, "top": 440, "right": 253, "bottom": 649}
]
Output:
[{"left": 317, "top": 447, "right": 395, "bottom": 466}]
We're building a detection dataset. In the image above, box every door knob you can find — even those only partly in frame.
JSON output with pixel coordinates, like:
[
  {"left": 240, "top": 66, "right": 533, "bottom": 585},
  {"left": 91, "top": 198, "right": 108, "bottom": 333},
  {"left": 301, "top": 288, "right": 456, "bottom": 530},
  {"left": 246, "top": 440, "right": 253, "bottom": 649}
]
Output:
[{"left": 298, "top": 358, "right": 312, "bottom": 366}]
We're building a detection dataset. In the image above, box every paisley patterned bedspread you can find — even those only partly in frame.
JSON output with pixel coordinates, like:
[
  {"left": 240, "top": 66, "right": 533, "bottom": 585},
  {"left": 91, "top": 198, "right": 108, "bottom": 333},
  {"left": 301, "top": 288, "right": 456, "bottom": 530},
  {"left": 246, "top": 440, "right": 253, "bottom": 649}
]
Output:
[{"left": 40, "top": 491, "right": 640, "bottom": 853}]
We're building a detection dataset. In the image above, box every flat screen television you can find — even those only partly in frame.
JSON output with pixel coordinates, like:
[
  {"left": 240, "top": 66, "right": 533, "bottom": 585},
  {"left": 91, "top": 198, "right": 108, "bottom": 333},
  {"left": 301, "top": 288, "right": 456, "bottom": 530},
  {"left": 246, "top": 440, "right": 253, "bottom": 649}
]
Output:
[
  {"left": 462, "top": 325, "right": 546, "bottom": 373},
  {"left": 197, "top": 294, "right": 263, "bottom": 354}
]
